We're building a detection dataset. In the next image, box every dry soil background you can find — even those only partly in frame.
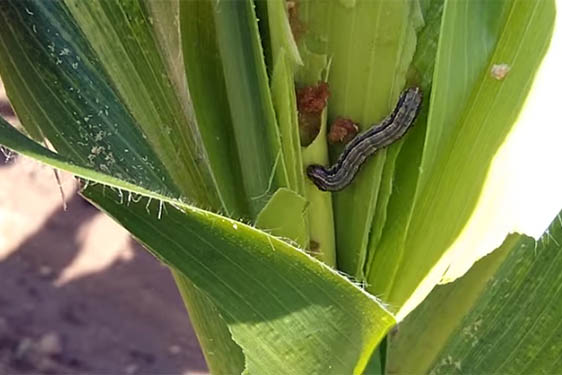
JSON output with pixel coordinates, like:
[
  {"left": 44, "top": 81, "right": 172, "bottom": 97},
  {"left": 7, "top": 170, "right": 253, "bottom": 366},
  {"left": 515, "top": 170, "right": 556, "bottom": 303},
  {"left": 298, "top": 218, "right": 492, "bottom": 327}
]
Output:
[{"left": 0, "top": 82, "right": 208, "bottom": 374}]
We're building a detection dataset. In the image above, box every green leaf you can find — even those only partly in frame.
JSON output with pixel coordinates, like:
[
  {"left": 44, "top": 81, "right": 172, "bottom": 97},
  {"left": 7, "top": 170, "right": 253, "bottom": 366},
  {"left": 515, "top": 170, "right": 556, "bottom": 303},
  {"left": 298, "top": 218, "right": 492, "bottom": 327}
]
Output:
[
  {"left": 264, "top": 2, "right": 337, "bottom": 265},
  {"left": 0, "top": 116, "right": 165, "bottom": 199},
  {"left": 364, "top": 0, "right": 443, "bottom": 279},
  {"left": 0, "top": 4, "right": 247, "bottom": 369},
  {"left": 367, "top": 0, "right": 557, "bottom": 319},
  {"left": 0, "top": 0, "right": 221, "bottom": 207},
  {"left": 0, "top": 116, "right": 395, "bottom": 375},
  {"left": 301, "top": 96, "right": 338, "bottom": 267},
  {"left": 182, "top": 0, "right": 289, "bottom": 218},
  {"left": 263, "top": 0, "right": 303, "bottom": 69},
  {"left": 84, "top": 184, "right": 394, "bottom": 375},
  {"left": 180, "top": 0, "right": 250, "bottom": 218},
  {"left": 270, "top": 47, "right": 304, "bottom": 196},
  {"left": 255, "top": 187, "right": 309, "bottom": 249},
  {"left": 387, "top": 210, "right": 562, "bottom": 375},
  {"left": 173, "top": 272, "right": 246, "bottom": 375},
  {"left": 62, "top": 0, "right": 224, "bottom": 206}
]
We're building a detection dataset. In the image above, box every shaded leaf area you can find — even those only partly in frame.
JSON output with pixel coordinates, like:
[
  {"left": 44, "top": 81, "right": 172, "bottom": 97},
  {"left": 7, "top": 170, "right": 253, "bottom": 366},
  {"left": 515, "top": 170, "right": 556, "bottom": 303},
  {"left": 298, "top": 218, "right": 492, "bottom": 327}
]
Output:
[
  {"left": 0, "top": 117, "right": 395, "bottom": 375},
  {"left": 368, "top": 0, "right": 556, "bottom": 319},
  {"left": 388, "top": 210, "right": 562, "bottom": 375},
  {"left": 0, "top": 117, "right": 162, "bottom": 199},
  {"left": 180, "top": 0, "right": 250, "bottom": 218},
  {"left": 181, "top": 0, "right": 288, "bottom": 218},
  {"left": 62, "top": 0, "right": 222, "bottom": 208},
  {"left": 296, "top": 0, "right": 423, "bottom": 279},
  {"left": 0, "top": 0, "right": 178, "bottom": 198}
]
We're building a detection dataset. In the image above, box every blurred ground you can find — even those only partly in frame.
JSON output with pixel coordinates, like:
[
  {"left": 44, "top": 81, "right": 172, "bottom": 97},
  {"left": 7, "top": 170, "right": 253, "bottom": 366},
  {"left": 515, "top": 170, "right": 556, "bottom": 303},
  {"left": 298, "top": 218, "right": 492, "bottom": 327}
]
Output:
[{"left": 1, "top": 83, "right": 208, "bottom": 374}]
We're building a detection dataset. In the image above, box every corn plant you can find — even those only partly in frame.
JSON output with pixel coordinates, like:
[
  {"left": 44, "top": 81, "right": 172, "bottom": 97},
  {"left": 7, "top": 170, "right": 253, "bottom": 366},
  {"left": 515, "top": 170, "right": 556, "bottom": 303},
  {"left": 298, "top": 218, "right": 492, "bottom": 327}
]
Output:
[{"left": 0, "top": 0, "right": 561, "bottom": 374}]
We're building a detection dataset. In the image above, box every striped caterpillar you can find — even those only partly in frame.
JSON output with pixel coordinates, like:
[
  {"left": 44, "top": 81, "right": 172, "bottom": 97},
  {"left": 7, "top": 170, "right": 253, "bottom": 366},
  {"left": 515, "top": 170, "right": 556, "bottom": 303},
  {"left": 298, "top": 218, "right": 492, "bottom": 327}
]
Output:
[{"left": 307, "top": 87, "right": 423, "bottom": 191}]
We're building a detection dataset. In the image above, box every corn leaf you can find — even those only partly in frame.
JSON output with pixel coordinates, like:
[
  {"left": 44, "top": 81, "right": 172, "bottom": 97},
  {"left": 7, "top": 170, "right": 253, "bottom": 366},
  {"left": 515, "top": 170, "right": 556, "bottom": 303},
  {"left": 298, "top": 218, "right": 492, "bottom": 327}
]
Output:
[
  {"left": 367, "top": 0, "right": 557, "bottom": 319},
  {"left": 173, "top": 272, "right": 246, "bottom": 375},
  {"left": 181, "top": 0, "right": 289, "bottom": 218},
  {"left": 63, "top": 0, "right": 228, "bottom": 207},
  {"left": 388, "top": 209, "right": 562, "bottom": 375},
  {"left": 0, "top": 115, "right": 395, "bottom": 374},
  {"left": 83, "top": 184, "right": 394, "bottom": 375},
  {"left": 364, "top": 0, "right": 444, "bottom": 279},
  {"left": 144, "top": 2, "right": 247, "bottom": 368},
  {"left": 270, "top": 46, "right": 304, "bottom": 196},
  {"left": 0, "top": 1, "right": 182, "bottom": 195},
  {"left": 255, "top": 187, "right": 309, "bottom": 249},
  {"left": 0, "top": 2, "right": 250, "bottom": 368},
  {"left": 180, "top": 0, "right": 252, "bottom": 218}
]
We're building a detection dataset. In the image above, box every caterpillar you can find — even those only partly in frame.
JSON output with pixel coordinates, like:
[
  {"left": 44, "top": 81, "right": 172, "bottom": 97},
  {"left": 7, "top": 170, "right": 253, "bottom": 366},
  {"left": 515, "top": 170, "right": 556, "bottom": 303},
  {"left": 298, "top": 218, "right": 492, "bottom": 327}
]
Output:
[{"left": 307, "top": 87, "right": 423, "bottom": 192}]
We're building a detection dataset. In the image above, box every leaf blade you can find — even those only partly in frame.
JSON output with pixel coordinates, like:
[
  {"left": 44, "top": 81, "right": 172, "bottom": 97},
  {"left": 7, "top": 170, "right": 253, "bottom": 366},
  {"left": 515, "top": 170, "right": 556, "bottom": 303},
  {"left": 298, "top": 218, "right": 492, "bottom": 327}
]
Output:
[
  {"left": 0, "top": 117, "right": 395, "bottom": 375},
  {"left": 388, "top": 210, "right": 562, "bottom": 375},
  {"left": 367, "top": 0, "right": 557, "bottom": 319},
  {"left": 82, "top": 183, "right": 394, "bottom": 375}
]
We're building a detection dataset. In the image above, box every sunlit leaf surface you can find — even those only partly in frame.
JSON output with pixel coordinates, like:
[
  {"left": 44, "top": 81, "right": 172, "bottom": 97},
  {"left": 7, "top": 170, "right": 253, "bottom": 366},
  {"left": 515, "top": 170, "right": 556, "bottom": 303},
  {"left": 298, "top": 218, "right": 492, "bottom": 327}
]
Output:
[{"left": 388, "top": 210, "right": 562, "bottom": 375}]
